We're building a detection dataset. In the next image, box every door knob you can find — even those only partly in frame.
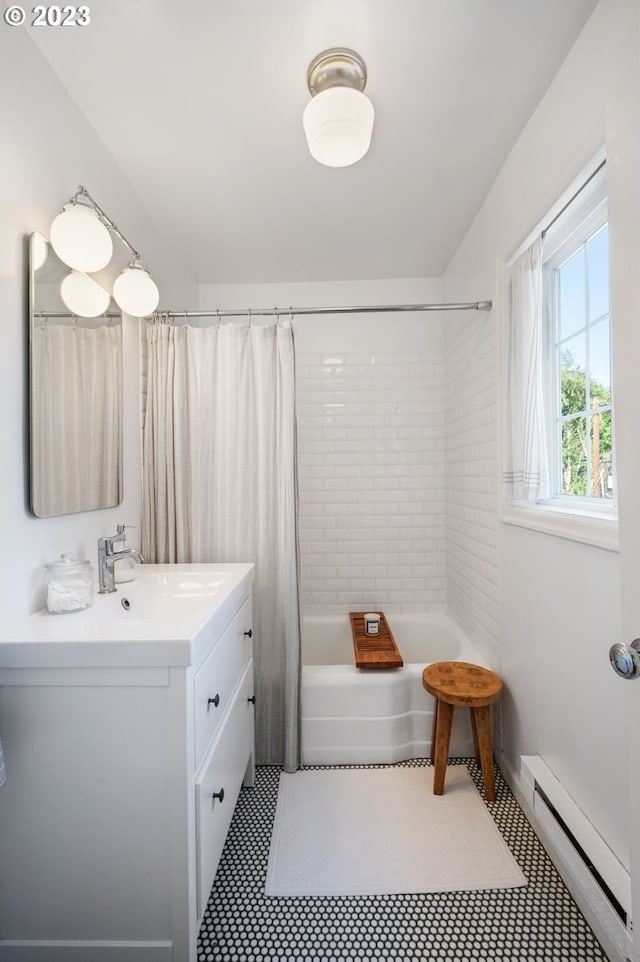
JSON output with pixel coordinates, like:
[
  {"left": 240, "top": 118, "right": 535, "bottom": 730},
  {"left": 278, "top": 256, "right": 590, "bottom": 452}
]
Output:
[{"left": 609, "top": 639, "right": 640, "bottom": 679}]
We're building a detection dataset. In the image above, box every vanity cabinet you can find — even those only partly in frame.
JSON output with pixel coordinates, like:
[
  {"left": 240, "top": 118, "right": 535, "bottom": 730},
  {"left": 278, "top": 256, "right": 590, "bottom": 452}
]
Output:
[
  {"left": 193, "top": 596, "right": 254, "bottom": 918},
  {"left": 0, "top": 563, "right": 255, "bottom": 962}
]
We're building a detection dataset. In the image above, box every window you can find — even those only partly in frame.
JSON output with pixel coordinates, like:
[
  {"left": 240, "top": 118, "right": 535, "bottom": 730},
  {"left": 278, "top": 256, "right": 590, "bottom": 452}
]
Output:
[
  {"left": 542, "top": 165, "right": 613, "bottom": 508},
  {"left": 502, "top": 161, "right": 617, "bottom": 549}
]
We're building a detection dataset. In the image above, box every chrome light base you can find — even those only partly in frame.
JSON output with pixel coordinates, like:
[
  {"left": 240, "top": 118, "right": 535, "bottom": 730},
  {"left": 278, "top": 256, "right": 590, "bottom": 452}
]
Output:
[{"left": 307, "top": 48, "right": 368, "bottom": 96}]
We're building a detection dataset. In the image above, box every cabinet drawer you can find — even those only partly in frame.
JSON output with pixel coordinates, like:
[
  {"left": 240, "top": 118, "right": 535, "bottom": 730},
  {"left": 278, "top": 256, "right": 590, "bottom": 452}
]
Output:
[
  {"left": 195, "top": 659, "right": 254, "bottom": 919},
  {"left": 194, "top": 595, "right": 252, "bottom": 769}
]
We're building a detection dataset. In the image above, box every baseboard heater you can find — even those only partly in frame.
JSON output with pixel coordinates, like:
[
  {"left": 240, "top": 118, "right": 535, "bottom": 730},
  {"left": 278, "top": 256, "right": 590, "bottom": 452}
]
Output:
[
  {"left": 520, "top": 756, "right": 632, "bottom": 962},
  {"left": 535, "top": 781, "right": 626, "bottom": 922}
]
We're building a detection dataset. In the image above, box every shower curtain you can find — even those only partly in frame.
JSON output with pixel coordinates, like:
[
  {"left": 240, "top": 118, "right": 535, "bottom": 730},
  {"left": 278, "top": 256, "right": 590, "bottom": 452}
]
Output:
[
  {"left": 141, "top": 319, "right": 301, "bottom": 771},
  {"left": 32, "top": 322, "right": 122, "bottom": 516}
]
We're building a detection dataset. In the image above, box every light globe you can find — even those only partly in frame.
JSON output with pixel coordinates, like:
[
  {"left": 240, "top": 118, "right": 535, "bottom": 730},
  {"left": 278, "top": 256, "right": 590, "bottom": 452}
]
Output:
[
  {"left": 113, "top": 265, "right": 159, "bottom": 316},
  {"left": 303, "top": 86, "right": 374, "bottom": 167},
  {"left": 60, "top": 271, "right": 112, "bottom": 318},
  {"left": 50, "top": 205, "right": 113, "bottom": 272}
]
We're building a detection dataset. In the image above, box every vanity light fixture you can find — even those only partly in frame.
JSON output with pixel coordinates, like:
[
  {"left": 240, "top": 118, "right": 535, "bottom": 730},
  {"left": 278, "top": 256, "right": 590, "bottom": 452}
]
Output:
[
  {"left": 303, "top": 47, "right": 374, "bottom": 168},
  {"left": 50, "top": 186, "right": 160, "bottom": 317}
]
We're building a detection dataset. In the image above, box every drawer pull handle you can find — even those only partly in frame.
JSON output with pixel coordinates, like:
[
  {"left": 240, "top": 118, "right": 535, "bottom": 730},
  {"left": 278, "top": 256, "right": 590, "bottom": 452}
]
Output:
[
  {"left": 207, "top": 694, "right": 220, "bottom": 708},
  {"left": 212, "top": 788, "right": 225, "bottom": 804},
  {"left": 247, "top": 695, "right": 256, "bottom": 705},
  {"left": 244, "top": 629, "right": 253, "bottom": 639}
]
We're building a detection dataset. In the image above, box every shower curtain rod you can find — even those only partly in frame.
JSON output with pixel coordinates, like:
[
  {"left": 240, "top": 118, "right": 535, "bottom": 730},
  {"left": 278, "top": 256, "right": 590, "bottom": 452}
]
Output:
[
  {"left": 34, "top": 312, "right": 121, "bottom": 318},
  {"left": 34, "top": 301, "right": 493, "bottom": 321},
  {"left": 156, "top": 300, "right": 493, "bottom": 319}
]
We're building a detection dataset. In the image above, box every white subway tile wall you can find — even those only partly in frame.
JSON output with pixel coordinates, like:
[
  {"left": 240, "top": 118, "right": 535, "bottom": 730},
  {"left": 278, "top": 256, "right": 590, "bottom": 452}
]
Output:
[
  {"left": 296, "top": 351, "right": 446, "bottom": 616},
  {"left": 444, "top": 315, "right": 500, "bottom": 665}
]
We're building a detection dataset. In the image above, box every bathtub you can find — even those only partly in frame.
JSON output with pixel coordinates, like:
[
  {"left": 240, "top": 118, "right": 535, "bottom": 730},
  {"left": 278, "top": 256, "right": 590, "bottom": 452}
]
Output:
[{"left": 302, "top": 613, "right": 486, "bottom": 766}]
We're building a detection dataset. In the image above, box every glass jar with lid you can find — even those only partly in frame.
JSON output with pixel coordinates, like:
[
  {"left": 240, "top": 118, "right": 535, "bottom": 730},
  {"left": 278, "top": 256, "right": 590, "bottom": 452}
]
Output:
[{"left": 44, "top": 553, "right": 93, "bottom": 613}]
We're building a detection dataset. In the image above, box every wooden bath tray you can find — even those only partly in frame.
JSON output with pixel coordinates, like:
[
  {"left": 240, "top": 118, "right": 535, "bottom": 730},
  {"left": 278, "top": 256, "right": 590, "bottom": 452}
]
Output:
[{"left": 349, "top": 612, "right": 403, "bottom": 669}]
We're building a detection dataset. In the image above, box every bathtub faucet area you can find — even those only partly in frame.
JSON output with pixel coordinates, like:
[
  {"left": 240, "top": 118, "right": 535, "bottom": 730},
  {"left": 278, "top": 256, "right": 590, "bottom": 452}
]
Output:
[{"left": 97, "top": 524, "right": 144, "bottom": 593}]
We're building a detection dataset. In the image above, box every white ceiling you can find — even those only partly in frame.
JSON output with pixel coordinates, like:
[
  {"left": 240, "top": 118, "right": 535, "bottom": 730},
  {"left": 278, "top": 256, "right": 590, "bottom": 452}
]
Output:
[{"left": 29, "top": 0, "right": 598, "bottom": 285}]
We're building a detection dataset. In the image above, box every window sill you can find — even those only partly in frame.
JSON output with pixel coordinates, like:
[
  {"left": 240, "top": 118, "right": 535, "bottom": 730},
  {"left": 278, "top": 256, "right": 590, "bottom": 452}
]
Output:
[{"left": 501, "top": 500, "right": 619, "bottom": 552}]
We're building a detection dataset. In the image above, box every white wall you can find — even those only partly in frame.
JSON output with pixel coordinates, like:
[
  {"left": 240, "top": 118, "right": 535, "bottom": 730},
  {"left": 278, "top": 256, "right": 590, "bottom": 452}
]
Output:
[
  {"left": 199, "top": 278, "right": 447, "bottom": 615},
  {"left": 443, "top": 0, "right": 628, "bottom": 868},
  {"left": 0, "top": 28, "right": 197, "bottom": 623}
]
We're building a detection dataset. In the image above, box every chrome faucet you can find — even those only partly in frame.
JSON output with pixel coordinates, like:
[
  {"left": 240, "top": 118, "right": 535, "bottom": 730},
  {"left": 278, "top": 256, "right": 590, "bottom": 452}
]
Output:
[{"left": 97, "top": 524, "right": 144, "bottom": 594}]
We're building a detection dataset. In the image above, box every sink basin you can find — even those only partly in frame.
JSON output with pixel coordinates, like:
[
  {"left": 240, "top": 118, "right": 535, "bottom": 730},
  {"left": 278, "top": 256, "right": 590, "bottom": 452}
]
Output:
[
  {"left": 0, "top": 563, "right": 256, "bottom": 669},
  {"left": 89, "top": 570, "right": 234, "bottom": 619}
]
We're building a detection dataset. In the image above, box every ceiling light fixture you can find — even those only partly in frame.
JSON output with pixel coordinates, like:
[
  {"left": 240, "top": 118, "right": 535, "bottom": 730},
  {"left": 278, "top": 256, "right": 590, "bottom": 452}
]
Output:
[
  {"left": 49, "top": 186, "right": 160, "bottom": 317},
  {"left": 303, "top": 47, "right": 374, "bottom": 168}
]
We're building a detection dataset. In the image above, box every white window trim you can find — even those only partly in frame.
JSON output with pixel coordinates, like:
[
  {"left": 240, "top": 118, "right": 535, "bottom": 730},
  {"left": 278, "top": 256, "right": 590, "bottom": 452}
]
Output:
[
  {"left": 543, "top": 197, "right": 614, "bottom": 512},
  {"left": 501, "top": 500, "right": 618, "bottom": 551},
  {"left": 498, "top": 151, "right": 618, "bottom": 552}
]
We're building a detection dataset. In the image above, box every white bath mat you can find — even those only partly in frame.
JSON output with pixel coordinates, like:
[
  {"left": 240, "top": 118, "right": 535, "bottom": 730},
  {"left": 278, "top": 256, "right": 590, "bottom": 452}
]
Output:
[{"left": 265, "top": 766, "right": 527, "bottom": 897}]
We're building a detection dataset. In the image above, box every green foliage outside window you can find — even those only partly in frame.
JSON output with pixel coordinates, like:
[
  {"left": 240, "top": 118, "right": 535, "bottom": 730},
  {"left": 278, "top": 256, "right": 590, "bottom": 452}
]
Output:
[{"left": 560, "top": 349, "right": 613, "bottom": 497}]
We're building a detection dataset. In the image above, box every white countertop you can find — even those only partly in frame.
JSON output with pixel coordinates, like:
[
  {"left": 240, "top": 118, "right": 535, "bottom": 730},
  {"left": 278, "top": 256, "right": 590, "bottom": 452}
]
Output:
[{"left": 0, "top": 563, "right": 255, "bottom": 669}]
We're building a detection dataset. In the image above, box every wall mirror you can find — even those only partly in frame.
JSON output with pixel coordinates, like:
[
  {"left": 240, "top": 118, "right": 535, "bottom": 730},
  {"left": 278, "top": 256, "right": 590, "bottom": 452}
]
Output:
[{"left": 29, "top": 231, "right": 123, "bottom": 517}]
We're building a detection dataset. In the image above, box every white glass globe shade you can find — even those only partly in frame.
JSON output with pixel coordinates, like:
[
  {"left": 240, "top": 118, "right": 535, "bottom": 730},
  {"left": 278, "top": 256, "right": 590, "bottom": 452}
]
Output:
[
  {"left": 303, "top": 86, "right": 374, "bottom": 167},
  {"left": 113, "top": 266, "right": 159, "bottom": 316},
  {"left": 50, "top": 205, "right": 113, "bottom": 272},
  {"left": 60, "top": 271, "right": 111, "bottom": 318}
]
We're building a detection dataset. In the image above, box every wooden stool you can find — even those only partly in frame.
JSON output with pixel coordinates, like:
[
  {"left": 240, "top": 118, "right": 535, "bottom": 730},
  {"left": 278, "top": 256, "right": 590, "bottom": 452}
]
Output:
[{"left": 422, "top": 661, "right": 503, "bottom": 801}]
